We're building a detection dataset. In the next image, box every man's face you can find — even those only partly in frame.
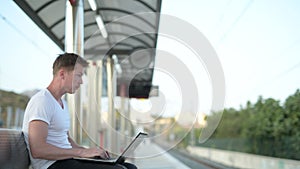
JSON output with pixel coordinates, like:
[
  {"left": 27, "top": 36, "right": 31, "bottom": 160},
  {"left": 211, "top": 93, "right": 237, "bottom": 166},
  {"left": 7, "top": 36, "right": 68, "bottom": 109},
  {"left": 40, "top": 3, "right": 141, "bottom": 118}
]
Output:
[{"left": 65, "top": 64, "right": 84, "bottom": 94}]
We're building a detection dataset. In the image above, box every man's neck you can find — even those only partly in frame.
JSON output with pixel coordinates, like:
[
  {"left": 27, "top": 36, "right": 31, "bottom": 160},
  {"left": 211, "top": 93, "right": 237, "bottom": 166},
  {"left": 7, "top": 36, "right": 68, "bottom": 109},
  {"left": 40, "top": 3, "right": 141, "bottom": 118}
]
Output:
[{"left": 47, "top": 81, "right": 64, "bottom": 101}]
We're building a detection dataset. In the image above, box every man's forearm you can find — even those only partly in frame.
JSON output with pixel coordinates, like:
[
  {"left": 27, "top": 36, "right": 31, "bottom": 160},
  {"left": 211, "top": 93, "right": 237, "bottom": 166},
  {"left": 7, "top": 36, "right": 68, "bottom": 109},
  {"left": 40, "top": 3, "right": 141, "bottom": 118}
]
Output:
[{"left": 30, "top": 142, "right": 83, "bottom": 160}]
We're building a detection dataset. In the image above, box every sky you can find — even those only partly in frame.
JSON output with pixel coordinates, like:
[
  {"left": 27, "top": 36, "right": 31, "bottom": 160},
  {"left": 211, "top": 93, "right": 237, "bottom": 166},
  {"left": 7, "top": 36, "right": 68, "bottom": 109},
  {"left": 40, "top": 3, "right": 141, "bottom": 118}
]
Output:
[
  {"left": 0, "top": 1, "right": 62, "bottom": 93},
  {"left": 1, "top": 0, "right": 300, "bottom": 112},
  {"left": 155, "top": 0, "right": 300, "bottom": 111}
]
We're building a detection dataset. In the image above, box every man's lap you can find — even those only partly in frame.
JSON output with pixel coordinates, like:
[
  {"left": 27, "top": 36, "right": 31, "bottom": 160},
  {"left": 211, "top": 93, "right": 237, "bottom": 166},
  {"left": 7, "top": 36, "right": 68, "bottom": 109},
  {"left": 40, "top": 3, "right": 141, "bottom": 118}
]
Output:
[{"left": 47, "top": 159, "right": 137, "bottom": 169}]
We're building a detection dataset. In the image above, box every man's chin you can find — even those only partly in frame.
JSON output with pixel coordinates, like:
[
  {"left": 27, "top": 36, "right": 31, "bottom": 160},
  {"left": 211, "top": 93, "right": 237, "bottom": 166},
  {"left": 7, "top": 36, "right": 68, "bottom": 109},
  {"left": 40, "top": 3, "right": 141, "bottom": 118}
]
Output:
[
  {"left": 69, "top": 88, "right": 79, "bottom": 94},
  {"left": 68, "top": 91, "right": 76, "bottom": 94}
]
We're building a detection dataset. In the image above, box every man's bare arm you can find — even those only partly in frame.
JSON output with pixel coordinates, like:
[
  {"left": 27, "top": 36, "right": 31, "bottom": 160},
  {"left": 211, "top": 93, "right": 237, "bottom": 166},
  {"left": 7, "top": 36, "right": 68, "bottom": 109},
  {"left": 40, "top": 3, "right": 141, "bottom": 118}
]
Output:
[{"left": 28, "top": 120, "right": 105, "bottom": 160}]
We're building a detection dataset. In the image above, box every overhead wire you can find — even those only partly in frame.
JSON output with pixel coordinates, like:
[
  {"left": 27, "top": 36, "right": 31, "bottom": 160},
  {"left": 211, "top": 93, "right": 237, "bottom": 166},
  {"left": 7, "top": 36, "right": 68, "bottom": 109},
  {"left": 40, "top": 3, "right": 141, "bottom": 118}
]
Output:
[
  {"left": 0, "top": 12, "right": 59, "bottom": 91},
  {"left": 213, "top": 0, "right": 300, "bottom": 104},
  {"left": 245, "top": 36, "right": 300, "bottom": 101},
  {"left": 0, "top": 12, "right": 52, "bottom": 56},
  {"left": 217, "top": 0, "right": 254, "bottom": 46}
]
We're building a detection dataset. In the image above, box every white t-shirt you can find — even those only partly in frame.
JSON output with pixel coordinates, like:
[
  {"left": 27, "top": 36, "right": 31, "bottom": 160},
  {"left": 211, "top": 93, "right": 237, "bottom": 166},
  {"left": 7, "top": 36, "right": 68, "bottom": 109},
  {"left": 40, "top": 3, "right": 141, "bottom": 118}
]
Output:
[{"left": 22, "top": 89, "right": 71, "bottom": 169}]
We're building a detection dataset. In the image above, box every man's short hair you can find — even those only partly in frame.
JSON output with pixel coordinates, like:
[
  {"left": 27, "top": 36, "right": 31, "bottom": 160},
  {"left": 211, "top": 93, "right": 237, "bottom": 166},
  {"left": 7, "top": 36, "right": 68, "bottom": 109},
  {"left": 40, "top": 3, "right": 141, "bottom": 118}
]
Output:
[{"left": 52, "top": 53, "right": 89, "bottom": 75}]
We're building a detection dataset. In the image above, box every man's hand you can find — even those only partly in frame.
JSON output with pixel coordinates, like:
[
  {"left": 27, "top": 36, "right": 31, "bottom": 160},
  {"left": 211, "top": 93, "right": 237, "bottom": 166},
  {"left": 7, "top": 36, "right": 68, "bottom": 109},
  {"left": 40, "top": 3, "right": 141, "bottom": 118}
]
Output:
[{"left": 78, "top": 147, "right": 110, "bottom": 159}]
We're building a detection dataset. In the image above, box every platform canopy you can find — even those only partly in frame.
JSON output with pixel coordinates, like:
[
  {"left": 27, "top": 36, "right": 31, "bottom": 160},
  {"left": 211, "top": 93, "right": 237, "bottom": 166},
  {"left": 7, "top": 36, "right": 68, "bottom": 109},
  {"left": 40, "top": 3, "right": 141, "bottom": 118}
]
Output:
[{"left": 14, "top": 0, "right": 162, "bottom": 98}]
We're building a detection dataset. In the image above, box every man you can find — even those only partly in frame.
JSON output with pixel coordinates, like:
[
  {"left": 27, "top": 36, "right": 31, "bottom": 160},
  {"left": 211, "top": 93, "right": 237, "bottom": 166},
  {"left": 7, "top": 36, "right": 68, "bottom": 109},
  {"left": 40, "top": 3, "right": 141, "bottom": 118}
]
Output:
[{"left": 22, "top": 53, "right": 137, "bottom": 169}]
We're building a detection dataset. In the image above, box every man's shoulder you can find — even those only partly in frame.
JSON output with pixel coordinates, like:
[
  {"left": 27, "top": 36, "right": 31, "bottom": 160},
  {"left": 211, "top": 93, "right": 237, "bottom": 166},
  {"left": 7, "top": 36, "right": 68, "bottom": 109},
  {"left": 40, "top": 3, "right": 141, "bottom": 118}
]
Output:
[
  {"left": 31, "top": 89, "right": 49, "bottom": 99},
  {"left": 29, "top": 89, "right": 54, "bottom": 105}
]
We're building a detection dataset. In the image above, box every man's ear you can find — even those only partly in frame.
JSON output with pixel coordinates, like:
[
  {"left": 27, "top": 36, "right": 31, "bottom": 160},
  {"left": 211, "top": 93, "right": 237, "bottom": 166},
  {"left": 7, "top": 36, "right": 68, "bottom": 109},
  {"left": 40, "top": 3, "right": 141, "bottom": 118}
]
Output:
[{"left": 58, "top": 68, "right": 65, "bottom": 79}]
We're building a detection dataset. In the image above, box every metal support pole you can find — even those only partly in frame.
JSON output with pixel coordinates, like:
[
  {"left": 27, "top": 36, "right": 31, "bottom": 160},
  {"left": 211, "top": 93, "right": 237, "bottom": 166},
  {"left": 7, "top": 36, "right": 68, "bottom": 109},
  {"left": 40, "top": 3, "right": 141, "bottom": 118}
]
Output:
[
  {"left": 127, "top": 98, "right": 132, "bottom": 136},
  {"left": 96, "top": 60, "right": 103, "bottom": 146},
  {"left": 120, "top": 84, "right": 126, "bottom": 148},
  {"left": 14, "top": 108, "right": 20, "bottom": 129},
  {"left": 106, "top": 57, "right": 117, "bottom": 153},
  {"left": 119, "top": 85, "right": 132, "bottom": 147},
  {"left": 65, "top": 0, "right": 84, "bottom": 143},
  {"left": 0, "top": 107, "right": 2, "bottom": 127},
  {"left": 120, "top": 97, "right": 125, "bottom": 132},
  {"left": 7, "top": 106, "right": 12, "bottom": 128},
  {"left": 87, "top": 61, "right": 100, "bottom": 146}
]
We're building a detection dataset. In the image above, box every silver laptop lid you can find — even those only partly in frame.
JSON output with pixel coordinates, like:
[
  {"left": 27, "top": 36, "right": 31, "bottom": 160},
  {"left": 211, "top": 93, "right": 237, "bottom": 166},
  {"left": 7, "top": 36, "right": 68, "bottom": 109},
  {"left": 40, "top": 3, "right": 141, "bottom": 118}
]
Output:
[{"left": 117, "top": 132, "right": 148, "bottom": 162}]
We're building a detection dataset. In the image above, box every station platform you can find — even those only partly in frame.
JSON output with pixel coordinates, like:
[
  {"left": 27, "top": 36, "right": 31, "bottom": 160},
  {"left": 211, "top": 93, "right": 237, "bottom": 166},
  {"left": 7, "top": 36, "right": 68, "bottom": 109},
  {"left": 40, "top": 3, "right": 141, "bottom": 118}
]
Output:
[{"left": 132, "top": 141, "right": 191, "bottom": 169}]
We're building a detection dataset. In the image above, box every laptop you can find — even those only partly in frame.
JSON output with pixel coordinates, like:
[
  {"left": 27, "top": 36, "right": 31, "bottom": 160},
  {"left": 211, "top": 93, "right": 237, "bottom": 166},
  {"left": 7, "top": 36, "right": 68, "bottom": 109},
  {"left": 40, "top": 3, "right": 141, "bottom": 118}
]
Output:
[{"left": 73, "top": 132, "right": 148, "bottom": 164}]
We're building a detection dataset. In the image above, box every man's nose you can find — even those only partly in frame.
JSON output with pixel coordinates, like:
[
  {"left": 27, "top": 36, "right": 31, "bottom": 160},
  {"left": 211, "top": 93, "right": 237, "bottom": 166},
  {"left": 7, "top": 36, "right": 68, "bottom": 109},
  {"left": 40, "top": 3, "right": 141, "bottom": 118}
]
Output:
[{"left": 79, "top": 78, "right": 83, "bottom": 84}]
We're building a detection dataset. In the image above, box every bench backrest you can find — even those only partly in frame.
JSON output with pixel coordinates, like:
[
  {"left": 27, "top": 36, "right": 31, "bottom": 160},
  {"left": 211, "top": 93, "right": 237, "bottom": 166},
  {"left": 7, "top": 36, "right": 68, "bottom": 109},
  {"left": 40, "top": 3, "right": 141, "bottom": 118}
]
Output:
[{"left": 0, "top": 128, "right": 30, "bottom": 169}]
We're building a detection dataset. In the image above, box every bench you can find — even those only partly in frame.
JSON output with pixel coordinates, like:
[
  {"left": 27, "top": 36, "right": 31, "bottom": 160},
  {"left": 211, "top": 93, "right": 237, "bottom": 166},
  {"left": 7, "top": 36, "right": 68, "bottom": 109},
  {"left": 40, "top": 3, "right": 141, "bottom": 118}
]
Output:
[{"left": 0, "top": 128, "right": 31, "bottom": 169}]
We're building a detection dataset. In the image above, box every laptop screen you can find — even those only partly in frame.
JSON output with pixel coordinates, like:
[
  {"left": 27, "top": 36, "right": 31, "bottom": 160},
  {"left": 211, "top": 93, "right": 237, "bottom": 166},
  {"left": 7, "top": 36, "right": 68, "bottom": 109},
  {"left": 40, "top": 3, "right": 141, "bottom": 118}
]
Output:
[{"left": 120, "top": 132, "right": 148, "bottom": 158}]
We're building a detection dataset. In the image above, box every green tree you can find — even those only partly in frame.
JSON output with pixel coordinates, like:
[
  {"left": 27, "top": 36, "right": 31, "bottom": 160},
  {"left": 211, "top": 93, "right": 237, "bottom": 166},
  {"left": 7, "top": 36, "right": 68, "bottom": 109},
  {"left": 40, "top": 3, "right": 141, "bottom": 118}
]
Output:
[
  {"left": 243, "top": 97, "right": 285, "bottom": 156},
  {"left": 282, "top": 89, "right": 300, "bottom": 158}
]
